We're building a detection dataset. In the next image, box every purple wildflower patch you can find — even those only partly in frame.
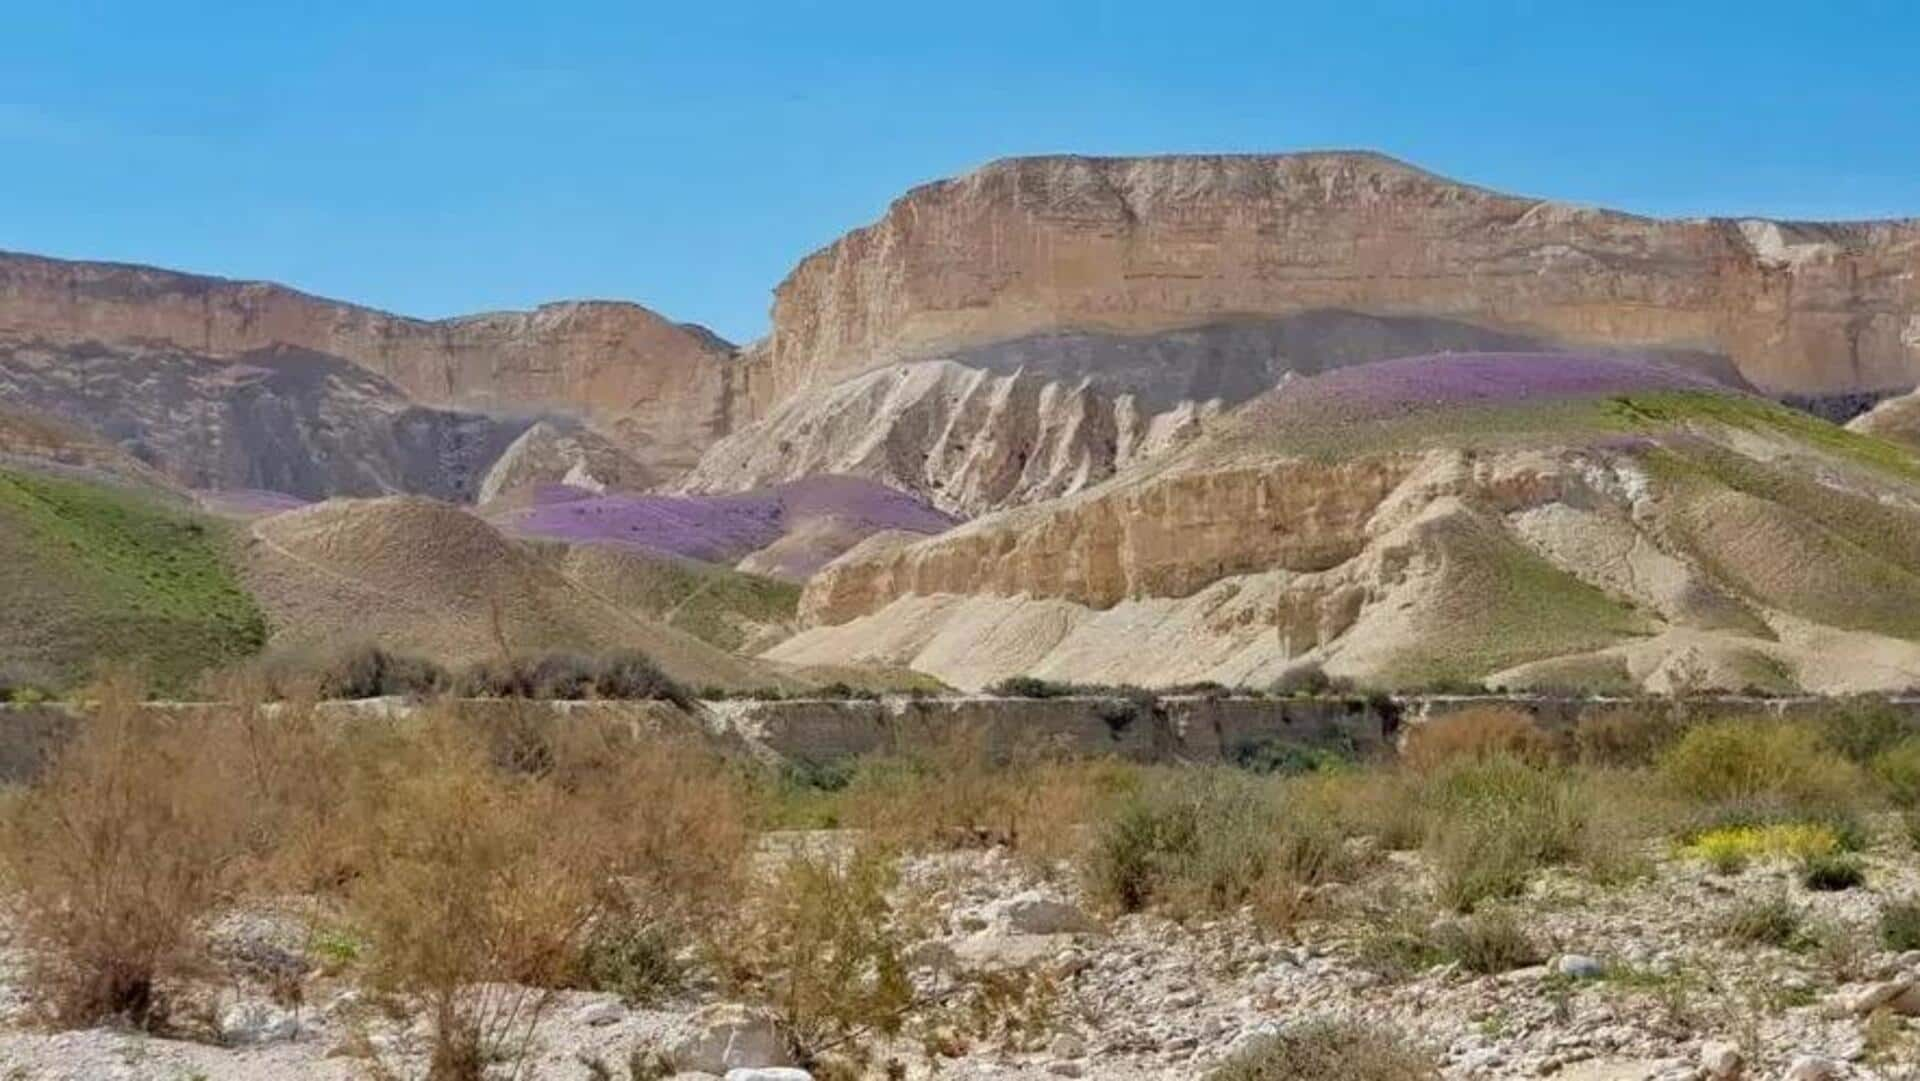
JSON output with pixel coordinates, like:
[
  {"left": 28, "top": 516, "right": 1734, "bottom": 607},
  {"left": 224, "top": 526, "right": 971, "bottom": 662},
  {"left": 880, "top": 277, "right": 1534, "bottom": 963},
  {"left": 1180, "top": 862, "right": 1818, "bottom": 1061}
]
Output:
[{"left": 494, "top": 473, "right": 958, "bottom": 565}]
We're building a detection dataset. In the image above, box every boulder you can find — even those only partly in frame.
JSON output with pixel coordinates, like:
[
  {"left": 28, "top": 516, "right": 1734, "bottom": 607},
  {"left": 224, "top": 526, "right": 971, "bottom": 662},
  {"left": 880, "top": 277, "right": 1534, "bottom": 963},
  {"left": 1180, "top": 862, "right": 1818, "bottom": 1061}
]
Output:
[
  {"left": 671, "top": 1004, "right": 792, "bottom": 1074},
  {"left": 982, "top": 891, "right": 1096, "bottom": 936},
  {"left": 1698, "top": 1039, "right": 1742, "bottom": 1079}
]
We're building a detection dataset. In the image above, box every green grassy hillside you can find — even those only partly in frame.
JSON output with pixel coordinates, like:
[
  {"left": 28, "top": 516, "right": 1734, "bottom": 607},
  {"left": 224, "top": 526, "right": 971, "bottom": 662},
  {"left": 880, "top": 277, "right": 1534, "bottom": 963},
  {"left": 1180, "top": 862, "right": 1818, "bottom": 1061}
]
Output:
[{"left": 0, "top": 467, "right": 266, "bottom": 692}]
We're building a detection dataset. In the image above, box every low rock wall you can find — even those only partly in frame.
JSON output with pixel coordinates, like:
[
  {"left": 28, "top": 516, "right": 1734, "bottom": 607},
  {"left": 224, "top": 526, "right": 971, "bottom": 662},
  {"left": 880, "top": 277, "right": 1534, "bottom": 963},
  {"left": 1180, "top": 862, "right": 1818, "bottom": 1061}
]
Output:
[{"left": 3, "top": 694, "right": 1918, "bottom": 782}]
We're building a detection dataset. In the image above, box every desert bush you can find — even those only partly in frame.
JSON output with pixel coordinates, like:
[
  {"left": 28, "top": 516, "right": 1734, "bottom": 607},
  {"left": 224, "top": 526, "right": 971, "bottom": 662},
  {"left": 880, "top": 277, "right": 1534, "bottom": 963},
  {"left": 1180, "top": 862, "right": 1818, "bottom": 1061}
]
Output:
[
  {"left": 1268, "top": 664, "right": 1356, "bottom": 697},
  {"left": 1679, "top": 822, "right": 1841, "bottom": 876},
  {"left": 1428, "top": 908, "right": 1541, "bottom": 975},
  {"left": 0, "top": 671, "right": 252, "bottom": 1028},
  {"left": 1420, "top": 756, "right": 1583, "bottom": 911},
  {"left": 1573, "top": 704, "right": 1685, "bottom": 767},
  {"left": 571, "top": 923, "right": 684, "bottom": 1006},
  {"left": 1717, "top": 894, "right": 1804, "bottom": 948},
  {"left": 1658, "top": 718, "right": 1866, "bottom": 822},
  {"left": 593, "top": 650, "right": 692, "bottom": 706},
  {"left": 453, "top": 650, "right": 690, "bottom": 705},
  {"left": 1300, "top": 768, "right": 1426, "bottom": 850},
  {"left": 719, "top": 845, "right": 915, "bottom": 1062},
  {"left": 255, "top": 643, "right": 448, "bottom": 700},
  {"left": 1205, "top": 1018, "right": 1439, "bottom": 1080},
  {"left": 1230, "top": 734, "right": 1359, "bottom": 776},
  {"left": 1402, "top": 707, "right": 1558, "bottom": 771},
  {"left": 1808, "top": 698, "right": 1913, "bottom": 763},
  {"left": 1800, "top": 853, "right": 1866, "bottom": 892},
  {"left": 343, "top": 715, "right": 617, "bottom": 1078},
  {"left": 1079, "top": 770, "right": 1349, "bottom": 928},
  {"left": 1871, "top": 738, "right": 1920, "bottom": 808},
  {"left": 984, "top": 675, "right": 1077, "bottom": 699},
  {"left": 845, "top": 737, "right": 1126, "bottom": 868},
  {"left": 1879, "top": 897, "right": 1920, "bottom": 952}
]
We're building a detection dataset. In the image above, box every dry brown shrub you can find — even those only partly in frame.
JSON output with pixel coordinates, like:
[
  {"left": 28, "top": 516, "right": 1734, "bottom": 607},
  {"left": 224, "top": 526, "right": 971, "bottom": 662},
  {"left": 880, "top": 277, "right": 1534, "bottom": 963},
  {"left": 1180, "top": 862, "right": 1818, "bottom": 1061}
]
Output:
[
  {"left": 1573, "top": 703, "right": 1685, "bottom": 767},
  {"left": 342, "top": 712, "right": 604, "bottom": 1079},
  {"left": 842, "top": 728, "right": 1126, "bottom": 869},
  {"left": 1402, "top": 706, "right": 1559, "bottom": 772},
  {"left": 717, "top": 843, "right": 917, "bottom": 1064},
  {"left": 0, "top": 670, "right": 252, "bottom": 1029}
]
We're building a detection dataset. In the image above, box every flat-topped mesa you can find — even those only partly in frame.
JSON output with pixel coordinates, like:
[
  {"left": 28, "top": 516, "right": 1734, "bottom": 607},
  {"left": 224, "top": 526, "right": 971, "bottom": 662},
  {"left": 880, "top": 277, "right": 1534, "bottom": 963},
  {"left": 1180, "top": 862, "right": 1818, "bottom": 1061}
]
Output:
[
  {"left": 0, "top": 250, "right": 736, "bottom": 476},
  {"left": 748, "top": 151, "right": 1920, "bottom": 410}
]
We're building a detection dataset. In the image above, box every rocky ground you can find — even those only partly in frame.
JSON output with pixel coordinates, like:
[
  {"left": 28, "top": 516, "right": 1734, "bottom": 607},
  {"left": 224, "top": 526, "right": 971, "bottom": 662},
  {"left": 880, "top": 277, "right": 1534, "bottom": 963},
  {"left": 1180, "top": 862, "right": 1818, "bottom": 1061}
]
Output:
[{"left": 0, "top": 833, "right": 1916, "bottom": 1080}]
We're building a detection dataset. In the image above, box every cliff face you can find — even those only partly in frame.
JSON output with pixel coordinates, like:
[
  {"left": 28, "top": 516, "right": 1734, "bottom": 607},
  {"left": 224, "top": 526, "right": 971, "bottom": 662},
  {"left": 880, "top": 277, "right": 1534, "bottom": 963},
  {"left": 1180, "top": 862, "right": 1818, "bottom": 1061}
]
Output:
[
  {"left": 676, "top": 359, "right": 1219, "bottom": 516},
  {"left": 753, "top": 152, "right": 1920, "bottom": 405},
  {"left": 0, "top": 252, "right": 735, "bottom": 476}
]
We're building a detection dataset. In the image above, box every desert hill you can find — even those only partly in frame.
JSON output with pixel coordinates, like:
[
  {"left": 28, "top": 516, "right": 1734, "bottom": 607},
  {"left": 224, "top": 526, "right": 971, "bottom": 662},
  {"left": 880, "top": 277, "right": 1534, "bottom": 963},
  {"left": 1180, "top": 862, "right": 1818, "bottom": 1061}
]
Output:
[
  {"left": 0, "top": 338, "right": 532, "bottom": 500},
  {"left": 241, "top": 496, "right": 774, "bottom": 688},
  {"left": 770, "top": 352, "right": 1920, "bottom": 694}
]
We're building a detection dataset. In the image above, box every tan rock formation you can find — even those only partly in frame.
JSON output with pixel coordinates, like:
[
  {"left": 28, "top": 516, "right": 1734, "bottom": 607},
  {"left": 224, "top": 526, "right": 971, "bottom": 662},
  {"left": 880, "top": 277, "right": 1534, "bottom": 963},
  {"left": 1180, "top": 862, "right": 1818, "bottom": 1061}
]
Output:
[
  {"left": 751, "top": 152, "right": 1920, "bottom": 406},
  {"left": 0, "top": 251, "right": 735, "bottom": 476},
  {"left": 477, "top": 420, "right": 656, "bottom": 503},
  {"left": 678, "top": 359, "right": 1216, "bottom": 515},
  {"left": 778, "top": 357, "right": 1920, "bottom": 693},
  {"left": 1850, "top": 387, "right": 1920, "bottom": 448}
]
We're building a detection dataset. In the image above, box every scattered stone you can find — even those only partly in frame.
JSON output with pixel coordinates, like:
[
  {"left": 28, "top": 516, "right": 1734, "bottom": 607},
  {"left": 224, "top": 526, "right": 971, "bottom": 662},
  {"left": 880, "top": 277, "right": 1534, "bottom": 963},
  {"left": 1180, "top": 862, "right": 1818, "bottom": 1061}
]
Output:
[
  {"left": 574, "top": 999, "right": 624, "bottom": 1026},
  {"left": 220, "top": 1001, "right": 299, "bottom": 1045},
  {"left": 1049, "top": 1032, "right": 1086, "bottom": 1058},
  {"left": 1783, "top": 1055, "right": 1842, "bottom": 1081},
  {"left": 1047, "top": 1061, "right": 1086, "bottom": 1077},
  {"left": 671, "top": 1004, "right": 792, "bottom": 1074},
  {"left": 982, "top": 891, "right": 1096, "bottom": 935},
  {"left": 1698, "top": 1039, "right": 1742, "bottom": 1079},
  {"left": 1555, "top": 954, "right": 1605, "bottom": 980},
  {"left": 724, "top": 1070, "right": 812, "bottom": 1081}
]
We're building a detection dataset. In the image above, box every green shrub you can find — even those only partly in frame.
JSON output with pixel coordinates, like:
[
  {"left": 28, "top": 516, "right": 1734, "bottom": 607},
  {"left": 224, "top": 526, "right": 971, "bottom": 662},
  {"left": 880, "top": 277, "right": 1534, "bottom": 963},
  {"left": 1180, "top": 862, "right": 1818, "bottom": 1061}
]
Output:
[
  {"left": 1871, "top": 738, "right": 1920, "bottom": 808},
  {"left": 1205, "top": 1018, "right": 1439, "bottom": 1080},
  {"left": 1658, "top": 718, "right": 1866, "bottom": 819},
  {"left": 985, "top": 676, "right": 1077, "bottom": 699},
  {"left": 1079, "top": 770, "right": 1348, "bottom": 928},
  {"left": 1800, "top": 853, "right": 1866, "bottom": 892},
  {"left": 591, "top": 650, "right": 691, "bottom": 706},
  {"left": 572, "top": 922, "right": 684, "bottom": 1006},
  {"left": 1427, "top": 908, "right": 1541, "bottom": 975},
  {"left": 719, "top": 846, "right": 913, "bottom": 1060},
  {"left": 1268, "top": 664, "right": 1355, "bottom": 697},
  {"left": 1717, "top": 894, "right": 1803, "bottom": 948},
  {"left": 1879, "top": 897, "right": 1920, "bottom": 952},
  {"left": 452, "top": 650, "right": 689, "bottom": 705},
  {"left": 1809, "top": 699, "right": 1913, "bottom": 763},
  {"left": 1421, "top": 757, "right": 1582, "bottom": 911},
  {"left": 1230, "top": 736, "right": 1357, "bottom": 777}
]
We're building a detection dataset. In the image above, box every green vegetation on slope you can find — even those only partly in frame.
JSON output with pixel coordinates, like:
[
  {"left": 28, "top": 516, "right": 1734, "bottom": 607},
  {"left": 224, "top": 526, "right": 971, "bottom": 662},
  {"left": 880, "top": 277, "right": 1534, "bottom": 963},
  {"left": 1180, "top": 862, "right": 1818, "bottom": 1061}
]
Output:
[
  {"left": 1375, "top": 509, "right": 1653, "bottom": 687},
  {"left": 548, "top": 544, "right": 800, "bottom": 653},
  {"left": 0, "top": 467, "right": 266, "bottom": 691},
  {"left": 1646, "top": 444, "right": 1920, "bottom": 642}
]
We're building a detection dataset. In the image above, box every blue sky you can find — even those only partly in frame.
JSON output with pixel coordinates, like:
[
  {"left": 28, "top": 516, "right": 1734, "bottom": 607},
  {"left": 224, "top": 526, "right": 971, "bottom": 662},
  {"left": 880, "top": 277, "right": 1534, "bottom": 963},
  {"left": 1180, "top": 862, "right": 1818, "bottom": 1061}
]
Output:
[{"left": 2, "top": 2, "right": 1915, "bottom": 342}]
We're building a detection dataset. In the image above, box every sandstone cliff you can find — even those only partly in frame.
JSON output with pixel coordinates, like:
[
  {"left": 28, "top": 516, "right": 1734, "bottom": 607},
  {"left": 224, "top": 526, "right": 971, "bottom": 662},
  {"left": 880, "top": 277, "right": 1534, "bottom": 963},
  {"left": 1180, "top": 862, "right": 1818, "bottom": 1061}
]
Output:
[
  {"left": 677, "top": 359, "right": 1217, "bottom": 516},
  {"left": 749, "top": 152, "right": 1920, "bottom": 409},
  {"left": 0, "top": 251, "right": 735, "bottom": 476}
]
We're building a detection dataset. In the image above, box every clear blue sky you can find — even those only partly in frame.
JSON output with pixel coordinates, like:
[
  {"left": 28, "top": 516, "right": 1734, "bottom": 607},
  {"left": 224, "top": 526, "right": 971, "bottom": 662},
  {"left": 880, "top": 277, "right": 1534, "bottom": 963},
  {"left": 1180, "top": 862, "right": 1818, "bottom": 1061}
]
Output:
[{"left": 3, "top": 2, "right": 1915, "bottom": 343}]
